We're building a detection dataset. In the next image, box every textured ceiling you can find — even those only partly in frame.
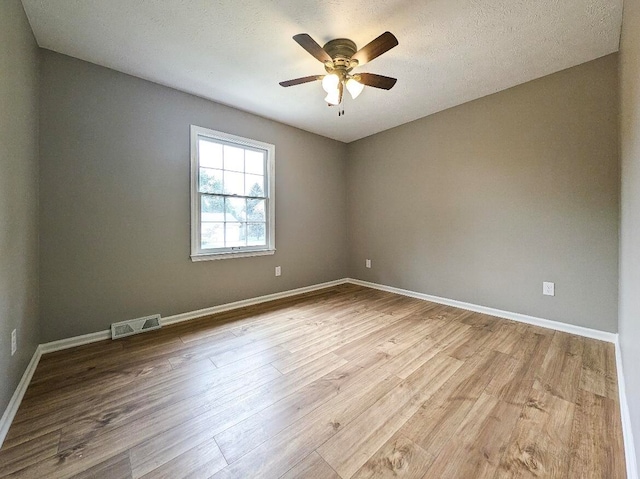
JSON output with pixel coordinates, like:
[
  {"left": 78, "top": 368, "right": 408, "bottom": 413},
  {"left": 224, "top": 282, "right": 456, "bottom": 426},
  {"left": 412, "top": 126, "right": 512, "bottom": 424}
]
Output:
[{"left": 21, "top": 0, "right": 622, "bottom": 143}]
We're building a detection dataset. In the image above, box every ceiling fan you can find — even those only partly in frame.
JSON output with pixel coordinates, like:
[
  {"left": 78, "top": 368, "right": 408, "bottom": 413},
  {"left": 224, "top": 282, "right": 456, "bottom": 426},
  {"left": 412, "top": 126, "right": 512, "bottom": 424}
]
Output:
[{"left": 279, "top": 32, "right": 398, "bottom": 112}]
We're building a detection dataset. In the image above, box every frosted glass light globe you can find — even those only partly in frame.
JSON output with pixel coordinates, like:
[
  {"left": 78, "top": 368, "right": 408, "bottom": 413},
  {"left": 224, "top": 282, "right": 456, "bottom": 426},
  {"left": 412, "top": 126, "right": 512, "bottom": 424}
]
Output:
[
  {"left": 324, "top": 89, "right": 341, "bottom": 105},
  {"left": 322, "top": 74, "right": 340, "bottom": 93},
  {"left": 346, "top": 78, "right": 364, "bottom": 99}
]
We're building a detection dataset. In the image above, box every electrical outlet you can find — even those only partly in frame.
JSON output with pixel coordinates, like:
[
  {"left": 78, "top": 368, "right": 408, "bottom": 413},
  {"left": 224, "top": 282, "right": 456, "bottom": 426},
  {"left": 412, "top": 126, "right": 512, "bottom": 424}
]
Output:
[
  {"left": 543, "top": 282, "right": 555, "bottom": 296},
  {"left": 275, "top": 266, "right": 281, "bottom": 277},
  {"left": 11, "top": 329, "right": 17, "bottom": 356},
  {"left": 365, "top": 259, "right": 372, "bottom": 268}
]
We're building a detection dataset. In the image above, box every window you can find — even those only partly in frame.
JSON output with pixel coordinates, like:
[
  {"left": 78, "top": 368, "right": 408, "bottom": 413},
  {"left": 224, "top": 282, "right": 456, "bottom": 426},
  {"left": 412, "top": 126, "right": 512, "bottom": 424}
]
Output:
[{"left": 190, "top": 125, "right": 275, "bottom": 261}]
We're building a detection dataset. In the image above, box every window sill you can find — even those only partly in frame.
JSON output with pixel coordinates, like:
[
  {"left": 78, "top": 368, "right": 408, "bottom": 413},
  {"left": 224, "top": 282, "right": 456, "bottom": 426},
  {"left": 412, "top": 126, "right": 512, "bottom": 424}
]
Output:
[{"left": 190, "top": 249, "right": 276, "bottom": 262}]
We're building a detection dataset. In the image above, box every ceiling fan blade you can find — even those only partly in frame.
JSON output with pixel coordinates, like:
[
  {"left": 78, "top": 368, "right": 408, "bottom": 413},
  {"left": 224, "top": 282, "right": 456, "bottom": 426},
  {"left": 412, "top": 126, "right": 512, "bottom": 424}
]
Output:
[
  {"left": 357, "top": 73, "right": 397, "bottom": 90},
  {"left": 351, "top": 32, "right": 398, "bottom": 66},
  {"left": 279, "top": 75, "right": 322, "bottom": 87},
  {"left": 293, "top": 34, "right": 332, "bottom": 63}
]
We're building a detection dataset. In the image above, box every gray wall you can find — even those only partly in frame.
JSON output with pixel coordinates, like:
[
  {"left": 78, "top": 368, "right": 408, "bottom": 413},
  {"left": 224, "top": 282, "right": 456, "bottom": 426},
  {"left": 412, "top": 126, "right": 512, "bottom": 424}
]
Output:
[
  {"left": 619, "top": 0, "right": 640, "bottom": 471},
  {"left": 347, "top": 55, "right": 619, "bottom": 332},
  {"left": 0, "top": 0, "right": 40, "bottom": 419},
  {"left": 39, "top": 51, "right": 348, "bottom": 343}
]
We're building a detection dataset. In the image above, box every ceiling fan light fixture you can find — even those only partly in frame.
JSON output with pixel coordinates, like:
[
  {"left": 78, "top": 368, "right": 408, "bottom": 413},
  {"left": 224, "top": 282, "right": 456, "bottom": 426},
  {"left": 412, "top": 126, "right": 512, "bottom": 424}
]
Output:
[
  {"left": 346, "top": 78, "right": 364, "bottom": 99},
  {"left": 321, "top": 73, "right": 340, "bottom": 93}
]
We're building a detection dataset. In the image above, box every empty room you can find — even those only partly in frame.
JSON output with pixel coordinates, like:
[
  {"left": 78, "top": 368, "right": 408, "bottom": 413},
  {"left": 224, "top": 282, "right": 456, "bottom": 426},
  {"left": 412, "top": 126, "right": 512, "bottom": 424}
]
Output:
[{"left": 1, "top": 0, "right": 639, "bottom": 478}]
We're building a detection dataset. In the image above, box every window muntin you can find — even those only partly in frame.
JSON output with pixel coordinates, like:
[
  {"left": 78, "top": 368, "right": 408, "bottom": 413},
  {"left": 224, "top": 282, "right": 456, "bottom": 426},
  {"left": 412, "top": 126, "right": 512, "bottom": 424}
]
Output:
[{"left": 190, "top": 126, "right": 275, "bottom": 260}]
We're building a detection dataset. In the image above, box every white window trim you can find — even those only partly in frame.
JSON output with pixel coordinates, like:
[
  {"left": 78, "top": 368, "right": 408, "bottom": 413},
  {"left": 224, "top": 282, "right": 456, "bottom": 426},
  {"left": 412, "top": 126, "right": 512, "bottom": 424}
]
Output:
[{"left": 190, "top": 125, "right": 275, "bottom": 261}]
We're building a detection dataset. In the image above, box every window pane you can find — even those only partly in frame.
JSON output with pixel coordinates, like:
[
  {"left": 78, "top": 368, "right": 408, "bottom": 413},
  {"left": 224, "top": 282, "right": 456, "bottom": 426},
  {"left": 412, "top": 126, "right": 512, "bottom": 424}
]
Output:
[
  {"left": 245, "top": 150, "right": 264, "bottom": 175},
  {"left": 225, "top": 197, "right": 246, "bottom": 222},
  {"left": 246, "top": 199, "right": 265, "bottom": 221},
  {"left": 247, "top": 223, "right": 266, "bottom": 246},
  {"left": 199, "top": 168, "right": 223, "bottom": 194},
  {"left": 199, "top": 139, "right": 222, "bottom": 168},
  {"left": 245, "top": 174, "right": 264, "bottom": 197},
  {"left": 201, "top": 222, "right": 224, "bottom": 249},
  {"left": 224, "top": 170, "right": 244, "bottom": 195},
  {"left": 225, "top": 223, "right": 246, "bottom": 247},
  {"left": 201, "top": 195, "right": 224, "bottom": 222},
  {"left": 224, "top": 145, "right": 244, "bottom": 172}
]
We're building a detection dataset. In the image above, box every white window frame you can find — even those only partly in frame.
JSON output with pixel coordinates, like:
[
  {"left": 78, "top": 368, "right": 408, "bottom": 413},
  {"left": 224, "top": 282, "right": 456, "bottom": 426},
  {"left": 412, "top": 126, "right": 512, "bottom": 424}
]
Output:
[{"left": 190, "top": 125, "right": 275, "bottom": 261}]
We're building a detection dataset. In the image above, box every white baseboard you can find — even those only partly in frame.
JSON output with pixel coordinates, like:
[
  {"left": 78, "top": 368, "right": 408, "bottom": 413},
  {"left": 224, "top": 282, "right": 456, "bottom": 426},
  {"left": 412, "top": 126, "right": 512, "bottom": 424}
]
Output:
[
  {"left": 162, "top": 278, "right": 349, "bottom": 327},
  {"left": 615, "top": 337, "right": 639, "bottom": 479},
  {"left": 0, "top": 345, "right": 42, "bottom": 448},
  {"left": 347, "top": 278, "right": 617, "bottom": 343},
  {"left": 39, "top": 330, "right": 111, "bottom": 354}
]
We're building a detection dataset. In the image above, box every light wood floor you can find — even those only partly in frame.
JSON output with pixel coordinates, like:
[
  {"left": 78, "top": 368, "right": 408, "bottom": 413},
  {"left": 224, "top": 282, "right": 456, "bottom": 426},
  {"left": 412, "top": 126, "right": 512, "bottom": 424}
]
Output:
[{"left": 0, "top": 284, "right": 626, "bottom": 478}]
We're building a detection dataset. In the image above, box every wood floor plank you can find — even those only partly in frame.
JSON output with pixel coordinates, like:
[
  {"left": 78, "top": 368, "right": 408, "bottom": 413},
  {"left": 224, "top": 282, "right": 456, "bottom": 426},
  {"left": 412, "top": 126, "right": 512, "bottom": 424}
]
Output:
[
  {"left": 3, "top": 358, "right": 217, "bottom": 449},
  {"left": 37, "top": 319, "right": 216, "bottom": 375},
  {"left": 460, "top": 311, "right": 502, "bottom": 331},
  {"left": 23, "top": 356, "right": 174, "bottom": 401},
  {"left": 214, "top": 342, "right": 419, "bottom": 465},
  {"left": 3, "top": 364, "right": 282, "bottom": 478},
  {"left": 351, "top": 433, "right": 433, "bottom": 479},
  {"left": 423, "top": 317, "right": 472, "bottom": 346},
  {"left": 56, "top": 363, "right": 282, "bottom": 451},
  {"left": 128, "top": 352, "right": 347, "bottom": 476},
  {"left": 175, "top": 286, "right": 354, "bottom": 344},
  {"left": 534, "top": 331, "right": 583, "bottom": 403},
  {"left": 209, "top": 345, "right": 292, "bottom": 376},
  {"left": 482, "top": 322, "right": 525, "bottom": 356},
  {"left": 423, "top": 393, "right": 523, "bottom": 479},
  {"left": 374, "top": 317, "right": 442, "bottom": 357},
  {"left": 567, "top": 389, "right": 626, "bottom": 479},
  {"left": 284, "top": 308, "right": 400, "bottom": 354},
  {"left": 208, "top": 320, "right": 340, "bottom": 367},
  {"left": 31, "top": 341, "right": 124, "bottom": 377},
  {"left": 17, "top": 358, "right": 174, "bottom": 417},
  {"left": 331, "top": 316, "right": 428, "bottom": 362},
  {"left": 199, "top": 300, "right": 374, "bottom": 360},
  {"left": 317, "top": 353, "right": 462, "bottom": 478},
  {"left": 440, "top": 322, "right": 492, "bottom": 361},
  {"left": 484, "top": 331, "right": 553, "bottom": 407},
  {"left": 579, "top": 338, "right": 618, "bottom": 399},
  {"left": 0, "top": 285, "right": 626, "bottom": 479},
  {"left": 136, "top": 436, "right": 226, "bottom": 479},
  {"left": 399, "top": 349, "right": 510, "bottom": 459},
  {"left": 209, "top": 374, "right": 403, "bottom": 478},
  {"left": 213, "top": 360, "right": 366, "bottom": 463},
  {"left": 67, "top": 452, "right": 132, "bottom": 479},
  {"left": 175, "top": 291, "right": 355, "bottom": 353},
  {"left": 494, "top": 387, "right": 575, "bottom": 478},
  {"left": 27, "top": 329, "right": 236, "bottom": 396},
  {"left": 271, "top": 311, "right": 400, "bottom": 372},
  {"left": 195, "top": 320, "right": 323, "bottom": 365},
  {"left": 382, "top": 336, "right": 440, "bottom": 380},
  {"left": 280, "top": 452, "right": 341, "bottom": 479},
  {"left": 0, "top": 431, "right": 60, "bottom": 477}
]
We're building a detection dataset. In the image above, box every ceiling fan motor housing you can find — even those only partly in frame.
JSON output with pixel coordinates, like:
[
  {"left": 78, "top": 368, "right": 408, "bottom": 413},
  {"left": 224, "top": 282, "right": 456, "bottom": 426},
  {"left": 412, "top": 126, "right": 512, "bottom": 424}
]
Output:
[{"left": 323, "top": 38, "right": 358, "bottom": 73}]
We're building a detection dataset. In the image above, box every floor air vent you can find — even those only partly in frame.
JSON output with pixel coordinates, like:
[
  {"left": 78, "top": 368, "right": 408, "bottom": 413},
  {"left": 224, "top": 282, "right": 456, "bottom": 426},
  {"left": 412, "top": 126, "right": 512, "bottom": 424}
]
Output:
[{"left": 111, "top": 314, "right": 161, "bottom": 339}]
